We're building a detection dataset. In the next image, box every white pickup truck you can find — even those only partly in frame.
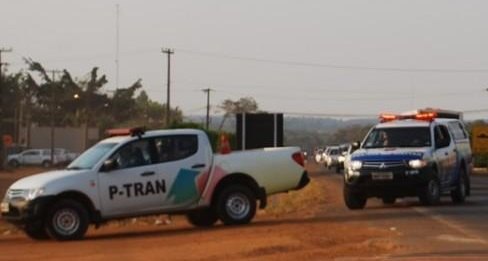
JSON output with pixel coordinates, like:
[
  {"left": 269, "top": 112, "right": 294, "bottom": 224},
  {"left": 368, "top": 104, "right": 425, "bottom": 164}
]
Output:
[{"left": 1, "top": 128, "right": 309, "bottom": 240}]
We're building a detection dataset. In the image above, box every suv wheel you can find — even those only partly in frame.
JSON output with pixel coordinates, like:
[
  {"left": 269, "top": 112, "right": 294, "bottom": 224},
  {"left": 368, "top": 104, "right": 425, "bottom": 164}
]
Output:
[
  {"left": 8, "top": 160, "right": 19, "bottom": 168},
  {"left": 186, "top": 208, "right": 219, "bottom": 227},
  {"left": 216, "top": 184, "right": 256, "bottom": 225},
  {"left": 344, "top": 187, "right": 367, "bottom": 210},
  {"left": 419, "top": 177, "right": 441, "bottom": 206},
  {"left": 45, "top": 199, "right": 89, "bottom": 241},
  {"left": 451, "top": 168, "right": 467, "bottom": 203}
]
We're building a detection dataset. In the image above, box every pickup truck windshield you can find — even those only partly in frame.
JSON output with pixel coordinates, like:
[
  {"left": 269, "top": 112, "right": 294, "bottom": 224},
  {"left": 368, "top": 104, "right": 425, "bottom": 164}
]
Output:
[
  {"left": 67, "top": 142, "right": 117, "bottom": 170},
  {"left": 363, "top": 127, "right": 431, "bottom": 149}
]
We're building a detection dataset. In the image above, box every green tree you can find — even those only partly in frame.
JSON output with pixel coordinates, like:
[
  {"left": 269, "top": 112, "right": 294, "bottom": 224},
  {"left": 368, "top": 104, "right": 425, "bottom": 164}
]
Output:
[{"left": 218, "top": 97, "right": 259, "bottom": 130}]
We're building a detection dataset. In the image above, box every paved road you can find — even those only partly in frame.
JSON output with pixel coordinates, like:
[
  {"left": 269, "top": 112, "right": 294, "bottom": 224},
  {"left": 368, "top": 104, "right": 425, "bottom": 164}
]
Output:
[{"left": 318, "top": 163, "right": 488, "bottom": 259}]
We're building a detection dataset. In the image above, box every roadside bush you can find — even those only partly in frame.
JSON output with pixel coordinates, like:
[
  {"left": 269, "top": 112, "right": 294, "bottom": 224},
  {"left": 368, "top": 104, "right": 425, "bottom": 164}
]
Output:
[{"left": 474, "top": 153, "right": 488, "bottom": 168}]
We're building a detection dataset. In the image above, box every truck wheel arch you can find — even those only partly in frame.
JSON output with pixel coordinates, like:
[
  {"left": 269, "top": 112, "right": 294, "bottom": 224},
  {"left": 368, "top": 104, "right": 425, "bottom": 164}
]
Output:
[
  {"left": 211, "top": 173, "right": 267, "bottom": 209},
  {"left": 54, "top": 191, "right": 101, "bottom": 224}
]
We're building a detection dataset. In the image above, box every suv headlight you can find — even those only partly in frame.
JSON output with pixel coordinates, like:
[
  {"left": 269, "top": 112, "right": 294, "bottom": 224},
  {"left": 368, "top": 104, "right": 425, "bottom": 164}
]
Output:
[
  {"left": 408, "top": 159, "right": 427, "bottom": 169},
  {"left": 350, "top": 160, "right": 362, "bottom": 170}
]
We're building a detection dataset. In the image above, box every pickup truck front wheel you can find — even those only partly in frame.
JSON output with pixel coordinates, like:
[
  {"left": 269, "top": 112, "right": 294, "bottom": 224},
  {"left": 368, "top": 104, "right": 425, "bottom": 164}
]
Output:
[
  {"left": 24, "top": 221, "right": 49, "bottom": 240},
  {"left": 186, "top": 208, "right": 219, "bottom": 227},
  {"left": 45, "top": 199, "right": 89, "bottom": 241},
  {"left": 216, "top": 185, "right": 256, "bottom": 225}
]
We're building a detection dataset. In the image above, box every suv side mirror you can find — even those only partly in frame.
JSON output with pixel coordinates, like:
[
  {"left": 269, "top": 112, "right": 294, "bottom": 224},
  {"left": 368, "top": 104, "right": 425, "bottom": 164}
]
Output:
[
  {"left": 101, "top": 159, "right": 117, "bottom": 172},
  {"left": 351, "top": 141, "right": 360, "bottom": 150}
]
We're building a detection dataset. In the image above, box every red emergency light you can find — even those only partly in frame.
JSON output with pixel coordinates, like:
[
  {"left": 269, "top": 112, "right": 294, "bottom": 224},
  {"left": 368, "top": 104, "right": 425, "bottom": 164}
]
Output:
[
  {"left": 414, "top": 112, "right": 437, "bottom": 121},
  {"left": 106, "top": 127, "right": 145, "bottom": 137},
  {"left": 379, "top": 113, "right": 397, "bottom": 123},
  {"left": 379, "top": 112, "right": 437, "bottom": 123}
]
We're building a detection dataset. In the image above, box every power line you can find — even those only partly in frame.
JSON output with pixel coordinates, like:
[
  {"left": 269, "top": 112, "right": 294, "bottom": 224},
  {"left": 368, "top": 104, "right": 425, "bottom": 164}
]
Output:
[{"left": 177, "top": 48, "right": 488, "bottom": 74}]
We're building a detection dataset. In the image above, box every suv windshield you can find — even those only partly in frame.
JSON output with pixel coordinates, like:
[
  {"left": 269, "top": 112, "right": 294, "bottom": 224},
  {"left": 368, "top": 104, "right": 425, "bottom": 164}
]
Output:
[
  {"left": 67, "top": 142, "right": 117, "bottom": 170},
  {"left": 363, "top": 127, "right": 431, "bottom": 149}
]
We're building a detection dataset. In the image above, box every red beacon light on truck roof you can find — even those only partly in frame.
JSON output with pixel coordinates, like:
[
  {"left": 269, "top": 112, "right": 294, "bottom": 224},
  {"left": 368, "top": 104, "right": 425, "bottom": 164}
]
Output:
[
  {"left": 379, "top": 112, "right": 437, "bottom": 123},
  {"left": 379, "top": 113, "right": 398, "bottom": 123},
  {"left": 414, "top": 112, "right": 437, "bottom": 121},
  {"left": 106, "top": 127, "right": 146, "bottom": 137}
]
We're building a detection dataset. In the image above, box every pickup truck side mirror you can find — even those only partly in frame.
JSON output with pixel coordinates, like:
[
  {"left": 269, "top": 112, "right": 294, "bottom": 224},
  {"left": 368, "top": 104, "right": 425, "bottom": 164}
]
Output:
[{"left": 101, "top": 159, "right": 118, "bottom": 172}]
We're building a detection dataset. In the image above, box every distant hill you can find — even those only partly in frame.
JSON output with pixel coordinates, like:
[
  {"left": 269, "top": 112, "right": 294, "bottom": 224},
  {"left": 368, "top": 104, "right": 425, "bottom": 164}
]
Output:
[
  {"left": 186, "top": 114, "right": 375, "bottom": 133},
  {"left": 186, "top": 114, "right": 376, "bottom": 151}
]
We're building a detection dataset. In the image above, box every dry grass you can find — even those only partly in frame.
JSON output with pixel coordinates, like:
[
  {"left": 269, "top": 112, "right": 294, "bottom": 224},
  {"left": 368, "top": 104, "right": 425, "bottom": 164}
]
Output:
[{"left": 263, "top": 179, "right": 327, "bottom": 217}]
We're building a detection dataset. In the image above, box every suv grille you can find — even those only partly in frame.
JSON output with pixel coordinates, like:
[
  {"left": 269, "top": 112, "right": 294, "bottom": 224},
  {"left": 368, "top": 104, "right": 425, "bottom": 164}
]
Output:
[{"left": 362, "top": 161, "right": 406, "bottom": 170}]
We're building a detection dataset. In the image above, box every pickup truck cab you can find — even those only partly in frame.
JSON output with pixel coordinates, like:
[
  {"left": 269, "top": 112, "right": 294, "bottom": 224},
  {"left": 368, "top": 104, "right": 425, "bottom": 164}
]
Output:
[
  {"left": 1, "top": 128, "right": 309, "bottom": 240},
  {"left": 343, "top": 111, "right": 472, "bottom": 209}
]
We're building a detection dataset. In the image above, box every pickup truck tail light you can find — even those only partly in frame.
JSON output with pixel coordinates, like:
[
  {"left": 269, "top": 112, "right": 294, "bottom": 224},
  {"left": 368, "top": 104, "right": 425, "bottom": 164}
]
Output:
[{"left": 292, "top": 152, "right": 305, "bottom": 167}]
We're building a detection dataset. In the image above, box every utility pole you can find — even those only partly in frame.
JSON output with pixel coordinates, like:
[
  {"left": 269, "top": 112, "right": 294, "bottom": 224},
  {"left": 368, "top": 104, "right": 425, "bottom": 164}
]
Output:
[
  {"left": 161, "top": 48, "right": 174, "bottom": 127},
  {"left": 46, "top": 69, "right": 62, "bottom": 166},
  {"left": 115, "top": 4, "right": 120, "bottom": 89},
  {"left": 0, "top": 48, "right": 12, "bottom": 169},
  {"left": 202, "top": 88, "right": 213, "bottom": 129}
]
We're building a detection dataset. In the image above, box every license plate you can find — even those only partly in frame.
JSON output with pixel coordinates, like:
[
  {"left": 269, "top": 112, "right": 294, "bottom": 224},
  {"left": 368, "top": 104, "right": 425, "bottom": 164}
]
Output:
[
  {"left": 1, "top": 202, "right": 9, "bottom": 213},
  {"left": 371, "top": 172, "right": 393, "bottom": 180}
]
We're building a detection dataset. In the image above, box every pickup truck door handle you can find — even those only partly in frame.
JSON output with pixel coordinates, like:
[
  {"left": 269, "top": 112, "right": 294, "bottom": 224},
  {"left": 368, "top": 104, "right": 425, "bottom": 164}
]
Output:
[
  {"left": 140, "top": 171, "right": 155, "bottom": 177},
  {"left": 191, "top": 164, "right": 206, "bottom": 169}
]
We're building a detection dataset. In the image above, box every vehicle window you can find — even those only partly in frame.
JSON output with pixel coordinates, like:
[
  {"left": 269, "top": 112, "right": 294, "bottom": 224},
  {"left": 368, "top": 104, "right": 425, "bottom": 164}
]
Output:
[
  {"left": 448, "top": 122, "right": 468, "bottom": 140},
  {"left": 434, "top": 125, "right": 451, "bottom": 149},
  {"left": 363, "top": 127, "right": 431, "bottom": 148},
  {"left": 154, "top": 135, "right": 198, "bottom": 163},
  {"left": 23, "top": 150, "right": 40, "bottom": 156},
  {"left": 68, "top": 142, "right": 117, "bottom": 170},
  {"left": 111, "top": 139, "right": 153, "bottom": 169},
  {"left": 330, "top": 149, "right": 339, "bottom": 155}
]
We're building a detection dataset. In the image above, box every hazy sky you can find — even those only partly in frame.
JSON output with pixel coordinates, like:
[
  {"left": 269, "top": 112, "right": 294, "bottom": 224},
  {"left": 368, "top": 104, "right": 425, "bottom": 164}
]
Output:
[{"left": 2, "top": 0, "right": 488, "bottom": 119}]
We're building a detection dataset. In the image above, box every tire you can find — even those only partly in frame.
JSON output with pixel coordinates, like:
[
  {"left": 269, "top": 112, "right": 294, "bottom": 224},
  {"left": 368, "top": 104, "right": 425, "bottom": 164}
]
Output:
[
  {"left": 24, "top": 221, "right": 49, "bottom": 240},
  {"left": 45, "top": 199, "right": 89, "bottom": 241},
  {"left": 42, "top": 160, "right": 52, "bottom": 168},
  {"left": 451, "top": 168, "right": 467, "bottom": 203},
  {"left": 382, "top": 197, "right": 396, "bottom": 205},
  {"left": 344, "top": 186, "right": 367, "bottom": 210},
  {"left": 216, "top": 184, "right": 256, "bottom": 225},
  {"left": 8, "top": 160, "right": 19, "bottom": 168},
  {"left": 419, "top": 177, "right": 441, "bottom": 206},
  {"left": 186, "top": 208, "right": 219, "bottom": 227}
]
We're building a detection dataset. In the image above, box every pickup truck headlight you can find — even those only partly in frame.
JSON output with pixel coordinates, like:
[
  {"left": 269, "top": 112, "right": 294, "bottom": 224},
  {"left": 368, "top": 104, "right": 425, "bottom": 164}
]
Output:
[
  {"left": 8, "top": 188, "right": 45, "bottom": 201},
  {"left": 350, "top": 160, "right": 362, "bottom": 170},
  {"left": 408, "top": 159, "right": 427, "bottom": 169}
]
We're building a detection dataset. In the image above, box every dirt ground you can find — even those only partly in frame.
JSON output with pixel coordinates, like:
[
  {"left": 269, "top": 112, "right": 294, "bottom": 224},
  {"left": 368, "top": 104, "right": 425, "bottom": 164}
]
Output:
[{"left": 0, "top": 165, "right": 399, "bottom": 260}]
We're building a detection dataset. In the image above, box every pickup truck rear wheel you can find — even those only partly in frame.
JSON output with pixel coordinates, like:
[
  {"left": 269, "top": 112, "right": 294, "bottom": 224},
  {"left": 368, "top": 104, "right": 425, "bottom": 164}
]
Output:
[
  {"left": 344, "top": 187, "right": 367, "bottom": 210},
  {"left": 45, "top": 199, "right": 89, "bottom": 241},
  {"left": 42, "top": 160, "right": 52, "bottom": 168},
  {"left": 24, "top": 221, "right": 49, "bottom": 240},
  {"left": 419, "top": 177, "right": 441, "bottom": 206},
  {"left": 451, "top": 169, "right": 467, "bottom": 203},
  {"left": 186, "top": 208, "right": 219, "bottom": 227},
  {"left": 216, "top": 185, "right": 256, "bottom": 225}
]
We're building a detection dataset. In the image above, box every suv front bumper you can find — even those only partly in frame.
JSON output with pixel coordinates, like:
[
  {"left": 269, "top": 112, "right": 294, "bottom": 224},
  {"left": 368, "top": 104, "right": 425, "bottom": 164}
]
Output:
[{"left": 344, "top": 166, "right": 436, "bottom": 198}]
